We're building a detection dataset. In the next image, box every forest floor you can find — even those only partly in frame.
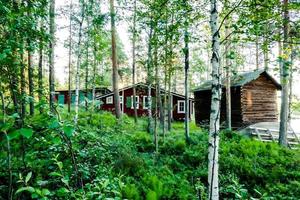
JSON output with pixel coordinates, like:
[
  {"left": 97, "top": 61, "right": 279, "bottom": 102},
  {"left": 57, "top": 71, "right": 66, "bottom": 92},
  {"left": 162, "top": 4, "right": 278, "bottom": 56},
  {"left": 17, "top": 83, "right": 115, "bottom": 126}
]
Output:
[{"left": 1, "top": 109, "right": 300, "bottom": 199}]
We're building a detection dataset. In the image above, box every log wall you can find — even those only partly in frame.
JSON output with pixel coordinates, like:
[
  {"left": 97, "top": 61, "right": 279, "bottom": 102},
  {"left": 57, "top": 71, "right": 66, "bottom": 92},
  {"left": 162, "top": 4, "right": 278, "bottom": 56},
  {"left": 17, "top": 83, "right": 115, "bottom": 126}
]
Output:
[{"left": 241, "top": 75, "right": 278, "bottom": 124}]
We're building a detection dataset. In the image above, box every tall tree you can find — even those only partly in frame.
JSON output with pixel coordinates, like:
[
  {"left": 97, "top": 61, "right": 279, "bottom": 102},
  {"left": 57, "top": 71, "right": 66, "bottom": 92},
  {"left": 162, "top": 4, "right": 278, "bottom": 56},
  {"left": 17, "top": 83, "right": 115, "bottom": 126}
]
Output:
[
  {"left": 279, "top": 0, "right": 290, "bottom": 147},
  {"left": 38, "top": 22, "right": 44, "bottom": 113},
  {"left": 224, "top": 0, "right": 231, "bottom": 130},
  {"left": 208, "top": 0, "right": 222, "bottom": 199},
  {"left": 68, "top": 0, "right": 73, "bottom": 113},
  {"left": 74, "top": 0, "right": 85, "bottom": 123},
  {"left": 132, "top": 0, "right": 138, "bottom": 123},
  {"left": 28, "top": 43, "right": 34, "bottom": 115},
  {"left": 49, "top": 0, "right": 56, "bottom": 112},
  {"left": 183, "top": 0, "right": 190, "bottom": 143},
  {"left": 110, "top": 0, "right": 121, "bottom": 119}
]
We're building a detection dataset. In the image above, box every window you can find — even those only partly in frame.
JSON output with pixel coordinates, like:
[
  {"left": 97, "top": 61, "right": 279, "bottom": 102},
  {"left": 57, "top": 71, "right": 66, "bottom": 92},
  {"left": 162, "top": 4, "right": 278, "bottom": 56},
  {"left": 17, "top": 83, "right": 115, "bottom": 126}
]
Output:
[
  {"left": 106, "top": 96, "right": 113, "bottom": 104},
  {"left": 177, "top": 100, "right": 185, "bottom": 113},
  {"left": 131, "top": 96, "right": 139, "bottom": 109},
  {"left": 143, "top": 96, "right": 151, "bottom": 109},
  {"left": 119, "top": 96, "right": 123, "bottom": 104}
]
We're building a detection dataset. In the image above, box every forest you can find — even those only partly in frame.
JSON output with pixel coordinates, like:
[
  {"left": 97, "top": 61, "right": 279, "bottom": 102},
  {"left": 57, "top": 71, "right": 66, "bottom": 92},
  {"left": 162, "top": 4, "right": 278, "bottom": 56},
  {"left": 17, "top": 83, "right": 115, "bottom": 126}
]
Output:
[{"left": 0, "top": 0, "right": 300, "bottom": 199}]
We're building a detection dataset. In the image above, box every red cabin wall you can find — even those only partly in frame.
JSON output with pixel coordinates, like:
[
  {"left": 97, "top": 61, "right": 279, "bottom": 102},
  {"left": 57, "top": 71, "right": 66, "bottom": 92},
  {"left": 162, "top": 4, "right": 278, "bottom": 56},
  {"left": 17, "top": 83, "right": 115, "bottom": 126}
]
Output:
[{"left": 100, "top": 85, "right": 193, "bottom": 121}]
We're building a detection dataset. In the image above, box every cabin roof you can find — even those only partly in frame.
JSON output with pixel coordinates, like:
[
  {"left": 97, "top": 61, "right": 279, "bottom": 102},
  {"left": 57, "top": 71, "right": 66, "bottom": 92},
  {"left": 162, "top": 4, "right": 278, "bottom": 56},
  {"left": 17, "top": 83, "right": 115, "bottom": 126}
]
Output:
[
  {"left": 194, "top": 69, "right": 282, "bottom": 92},
  {"left": 96, "top": 82, "right": 194, "bottom": 100},
  {"left": 56, "top": 87, "right": 111, "bottom": 92}
]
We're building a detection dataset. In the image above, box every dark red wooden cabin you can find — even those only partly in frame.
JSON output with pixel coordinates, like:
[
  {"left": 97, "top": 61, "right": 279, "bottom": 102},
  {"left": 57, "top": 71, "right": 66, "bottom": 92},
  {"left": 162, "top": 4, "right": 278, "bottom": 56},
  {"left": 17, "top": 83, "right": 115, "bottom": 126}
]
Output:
[
  {"left": 96, "top": 83, "right": 194, "bottom": 121},
  {"left": 194, "top": 70, "right": 281, "bottom": 128}
]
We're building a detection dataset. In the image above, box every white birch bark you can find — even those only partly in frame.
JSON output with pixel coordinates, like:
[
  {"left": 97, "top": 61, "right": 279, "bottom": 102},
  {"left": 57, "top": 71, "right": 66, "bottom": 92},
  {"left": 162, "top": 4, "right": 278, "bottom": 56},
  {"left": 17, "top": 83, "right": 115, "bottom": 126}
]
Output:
[
  {"left": 74, "top": 3, "right": 85, "bottom": 124},
  {"left": 208, "top": 0, "right": 222, "bottom": 199}
]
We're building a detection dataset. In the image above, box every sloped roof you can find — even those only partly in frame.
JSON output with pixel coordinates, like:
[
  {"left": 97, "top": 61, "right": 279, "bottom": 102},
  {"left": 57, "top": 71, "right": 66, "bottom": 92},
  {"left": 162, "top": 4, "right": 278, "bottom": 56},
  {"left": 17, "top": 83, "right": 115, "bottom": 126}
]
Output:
[
  {"left": 96, "top": 82, "right": 194, "bottom": 100},
  {"left": 194, "top": 69, "right": 281, "bottom": 92}
]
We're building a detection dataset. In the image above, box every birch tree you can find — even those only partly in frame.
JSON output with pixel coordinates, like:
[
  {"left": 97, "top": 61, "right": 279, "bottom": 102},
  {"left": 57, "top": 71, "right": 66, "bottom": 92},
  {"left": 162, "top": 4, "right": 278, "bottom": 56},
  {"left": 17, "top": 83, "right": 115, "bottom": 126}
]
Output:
[
  {"left": 49, "top": 0, "right": 56, "bottom": 112},
  {"left": 208, "top": 0, "right": 222, "bottom": 199},
  {"left": 74, "top": 0, "right": 85, "bottom": 123}
]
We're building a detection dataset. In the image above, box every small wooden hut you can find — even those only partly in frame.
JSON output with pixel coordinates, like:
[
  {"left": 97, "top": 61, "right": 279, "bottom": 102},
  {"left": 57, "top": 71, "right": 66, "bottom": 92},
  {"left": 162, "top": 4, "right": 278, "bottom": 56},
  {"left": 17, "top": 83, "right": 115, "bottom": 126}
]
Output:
[{"left": 194, "top": 70, "right": 282, "bottom": 128}]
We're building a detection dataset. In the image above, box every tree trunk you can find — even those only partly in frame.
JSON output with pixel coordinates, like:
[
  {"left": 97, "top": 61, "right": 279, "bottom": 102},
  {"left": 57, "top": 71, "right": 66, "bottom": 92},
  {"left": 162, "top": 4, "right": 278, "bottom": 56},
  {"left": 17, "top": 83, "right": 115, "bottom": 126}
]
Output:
[
  {"left": 74, "top": 4, "right": 85, "bottom": 124},
  {"left": 85, "top": 27, "right": 89, "bottom": 111},
  {"left": 132, "top": 0, "right": 138, "bottom": 123},
  {"left": 49, "top": 0, "right": 56, "bottom": 112},
  {"left": 110, "top": 0, "right": 121, "bottom": 119},
  {"left": 208, "top": 0, "right": 221, "bottom": 199},
  {"left": 279, "top": 0, "right": 290, "bottom": 147},
  {"left": 20, "top": 51, "right": 26, "bottom": 119},
  {"left": 288, "top": 49, "right": 295, "bottom": 123},
  {"left": 255, "top": 36, "right": 259, "bottom": 69},
  {"left": 68, "top": 0, "right": 73, "bottom": 113},
  {"left": 224, "top": 1, "right": 231, "bottom": 130},
  {"left": 38, "top": 23, "right": 44, "bottom": 113},
  {"left": 28, "top": 42, "right": 34, "bottom": 115},
  {"left": 184, "top": 17, "right": 190, "bottom": 143},
  {"left": 146, "top": 21, "right": 154, "bottom": 133},
  {"left": 154, "top": 45, "right": 159, "bottom": 153}
]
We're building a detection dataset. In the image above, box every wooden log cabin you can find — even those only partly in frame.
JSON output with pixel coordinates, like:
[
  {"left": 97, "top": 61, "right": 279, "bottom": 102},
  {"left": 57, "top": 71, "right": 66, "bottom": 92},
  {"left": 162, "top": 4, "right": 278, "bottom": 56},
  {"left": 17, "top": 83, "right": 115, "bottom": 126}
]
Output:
[
  {"left": 96, "top": 83, "right": 194, "bottom": 121},
  {"left": 194, "top": 70, "right": 282, "bottom": 128}
]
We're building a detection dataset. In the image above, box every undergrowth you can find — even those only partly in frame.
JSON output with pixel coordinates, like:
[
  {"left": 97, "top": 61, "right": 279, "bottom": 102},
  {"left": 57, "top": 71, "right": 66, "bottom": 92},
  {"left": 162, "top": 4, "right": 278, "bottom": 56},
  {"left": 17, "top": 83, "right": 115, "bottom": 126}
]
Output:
[{"left": 0, "top": 109, "right": 300, "bottom": 199}]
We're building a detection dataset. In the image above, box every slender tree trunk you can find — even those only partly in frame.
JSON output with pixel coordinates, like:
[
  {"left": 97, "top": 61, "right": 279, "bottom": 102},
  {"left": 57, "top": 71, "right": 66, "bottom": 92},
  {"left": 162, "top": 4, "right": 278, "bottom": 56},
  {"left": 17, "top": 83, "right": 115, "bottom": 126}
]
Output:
[
  {"left": 85, "top": 28, "right": 89, "bottom": 111},
  {"left": 68, "top": 0, "right": 73, "bottom": 113},
  {"left": 132, "top": 0, "right": 138, "bottom": 123},
  {"left": 279, "top": 0, "right": 290, "bottom": 147},
  {"left": 20, "top": 52, "right": 26, "bottom": 119},
  {"left": 28, "top": 42, "right": 34, "bottom": 115},
  {"left": 255, "top": 35, "right": 259, "bottom": 69},
  {"left": 49, "top": 0, "right": 56, "bottom": 112},
  {"left": 154, "top": 57, "right": 159, "bottom": 153},
  {"left": 38, "top": 24, "right": 44, "bottom": 113},
  {"left": 184, "top": 17, "right": 190, "bottom": 143},
  {"left": 167, "top": 73, "right": 172, "bottom": 131},
  {"left": 263, "top": 28, "right": 269, "bottom": 71},
  {"left": 146, "top": 23, "right": 154, "bottom": 133},
  {"left": 147, "top": 84, "right": 153, "bottom": 133},
  {"left": 110, "top": 0, "right": 121, "bottom": 119},
  {"left": 224, "top": 1, "right": 231, "bottom": 130},
  {"left": 288, "top": 49, "right": 295, "bottom": 123},
  {"left": 92, "top": 40, "right": 97, "bottom": 109},
  {"left": 74, "top": 5, "right": 84, "bottom": 124},
  {"left": 208, "top": 0, "right": 221, "bottom": 199}
]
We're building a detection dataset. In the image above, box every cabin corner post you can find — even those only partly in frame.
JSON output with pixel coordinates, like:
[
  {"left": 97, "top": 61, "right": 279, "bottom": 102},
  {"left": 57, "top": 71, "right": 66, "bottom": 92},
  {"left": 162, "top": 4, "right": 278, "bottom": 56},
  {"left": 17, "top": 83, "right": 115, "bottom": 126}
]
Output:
[{"left": 208, "top": 0, "right": 221, "bottom": 199}]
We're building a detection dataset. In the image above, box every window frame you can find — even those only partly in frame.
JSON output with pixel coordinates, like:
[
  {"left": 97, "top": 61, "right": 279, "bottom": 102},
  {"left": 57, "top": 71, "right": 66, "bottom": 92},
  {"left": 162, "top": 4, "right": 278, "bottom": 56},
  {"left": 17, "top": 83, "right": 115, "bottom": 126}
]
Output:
[
  {"left": 106, "top": 96, "right": 113, "bottom": 104},
  {"left": 177, "top": 100, "right": 185, "bottom": 113}
]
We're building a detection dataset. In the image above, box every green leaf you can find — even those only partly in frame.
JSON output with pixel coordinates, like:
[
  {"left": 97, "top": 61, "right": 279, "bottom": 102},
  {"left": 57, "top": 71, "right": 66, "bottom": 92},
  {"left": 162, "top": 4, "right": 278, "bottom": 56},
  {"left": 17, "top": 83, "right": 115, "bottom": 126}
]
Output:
[
  {"left": 25, "top": 172, "right": 32, "bottom": 184},
  {"left": 52, "top": 137, "right": 62, "bottom": 145},
  {"left": 16, "top": 186, "right": 35, "bottom": 194},
  {"left": 7, "top": 130, "right": 20, "bottom": 140},
  {"left": 20, "top": 128, "right": 33, "bottom": 139},
  {"left": 0, "top": 122, "right": 13, "bottom": 132},
  {"left": 63, "top": 125, "right": 75, "bottom": 137},
  {"left": 61, "top": 178, "right": 69, "bottom": 187},
  {"left": 57, "top": 162, "right": 63, "bottom": 171},
  {"left": 42, "top": 188, "right": 50, "bottom": 196},
  {"left": 49, "top": 172, "right": 63, "bottom": 177},
  {"left": 49, "top": 119, "right": 60, "bottom": 129}
]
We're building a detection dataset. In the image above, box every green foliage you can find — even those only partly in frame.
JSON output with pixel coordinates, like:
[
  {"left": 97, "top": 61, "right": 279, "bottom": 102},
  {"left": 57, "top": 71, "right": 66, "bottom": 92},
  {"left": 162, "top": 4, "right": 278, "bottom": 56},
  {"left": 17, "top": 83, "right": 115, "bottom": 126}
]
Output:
[{"left": 1, "top": 111, "right": 300, "bottom": 199}]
